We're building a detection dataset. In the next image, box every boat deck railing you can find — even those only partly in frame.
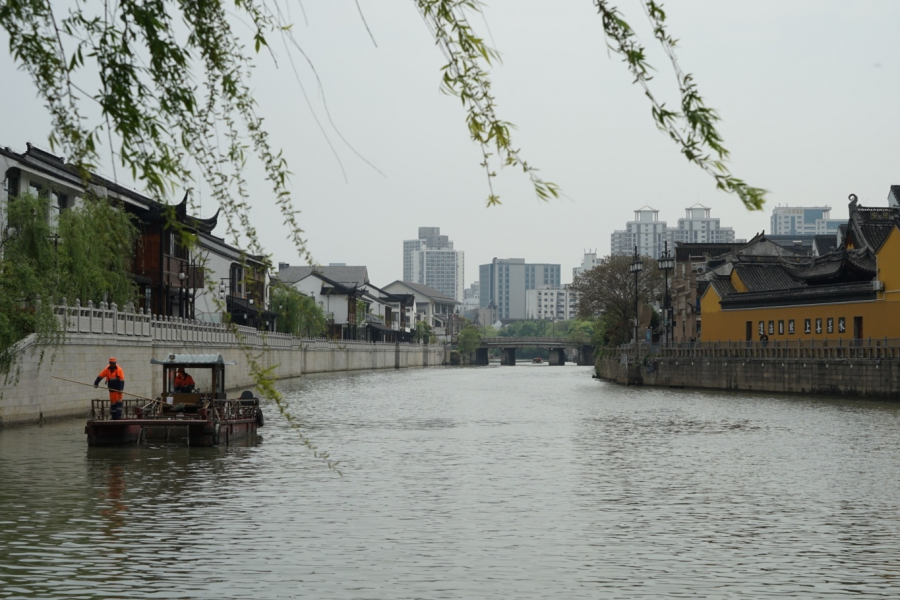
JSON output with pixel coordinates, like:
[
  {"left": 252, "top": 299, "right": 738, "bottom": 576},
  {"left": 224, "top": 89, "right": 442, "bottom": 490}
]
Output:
[
  {"left": 209, "top": 399, "right": 257, "bottom": 422},
  {"left": 89, "top": 398, "right": 256, "bottom": 422},
  {"left": 90, "top": 399, "right": 173, "bottom": 421}
]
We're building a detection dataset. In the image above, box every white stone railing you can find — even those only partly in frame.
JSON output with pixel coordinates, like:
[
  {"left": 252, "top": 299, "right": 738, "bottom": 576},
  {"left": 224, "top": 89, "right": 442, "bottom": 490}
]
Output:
[
  {"left": 58, "top": 299, "right": 152, "bottom": 338},
  {"left": 55, "top": 299, "right": 293, "bottom": 348},
  {"left": 53, "top": 301, "right": 427, "bottom": 350},
  {"left": 301, "top": 338, "right": 420, "bottom": 349}
]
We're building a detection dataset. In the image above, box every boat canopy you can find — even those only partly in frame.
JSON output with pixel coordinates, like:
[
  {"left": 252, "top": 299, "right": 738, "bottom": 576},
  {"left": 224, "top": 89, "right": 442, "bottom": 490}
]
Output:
[{"left": 150, "top": 353, "right": 237, "bottom": 366}]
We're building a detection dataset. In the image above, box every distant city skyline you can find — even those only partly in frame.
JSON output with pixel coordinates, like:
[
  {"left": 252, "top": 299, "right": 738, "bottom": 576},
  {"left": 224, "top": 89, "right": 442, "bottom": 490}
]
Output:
[{"left": 611, "top": 204, "right": 742, "bottom": 259}]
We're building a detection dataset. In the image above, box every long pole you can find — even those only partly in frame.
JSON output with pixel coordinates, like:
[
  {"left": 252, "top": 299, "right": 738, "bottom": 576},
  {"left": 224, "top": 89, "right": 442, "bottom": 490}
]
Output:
[{"left": 51, "top": 376, "right": 158, "bottom": 403}]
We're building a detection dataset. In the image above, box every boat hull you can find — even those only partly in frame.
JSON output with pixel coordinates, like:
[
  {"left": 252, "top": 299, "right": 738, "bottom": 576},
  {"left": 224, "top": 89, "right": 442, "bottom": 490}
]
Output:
[{"left": 85, "top": 418, "right": 257, "bottom": 447}]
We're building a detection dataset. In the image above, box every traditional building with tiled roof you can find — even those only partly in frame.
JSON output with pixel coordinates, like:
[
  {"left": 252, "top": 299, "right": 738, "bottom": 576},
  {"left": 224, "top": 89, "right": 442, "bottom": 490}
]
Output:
[{"left": 698, "top": 194, "right": 900, "bottom": 342}]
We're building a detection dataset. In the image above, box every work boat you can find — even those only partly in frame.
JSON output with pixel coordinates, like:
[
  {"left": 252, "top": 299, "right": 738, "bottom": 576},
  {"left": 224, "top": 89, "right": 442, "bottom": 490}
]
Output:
[{"left": 85, "top": 354, "right": 264, "bottom": 447}]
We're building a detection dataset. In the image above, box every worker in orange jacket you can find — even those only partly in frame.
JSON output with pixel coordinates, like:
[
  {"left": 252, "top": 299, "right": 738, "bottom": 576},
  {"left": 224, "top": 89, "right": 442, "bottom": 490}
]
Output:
[
  {"left": 94, "top": 357, "right": 126, "bottom": 420},
  {"left": 174, "top": 367, "right": 195, "bottom": 392}
]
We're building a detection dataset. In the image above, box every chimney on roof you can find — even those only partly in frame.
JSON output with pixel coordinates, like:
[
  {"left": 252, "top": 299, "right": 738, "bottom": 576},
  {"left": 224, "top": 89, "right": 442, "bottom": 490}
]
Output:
[{"left": 278, "top": 262, "right": 289, "bottom": 271}]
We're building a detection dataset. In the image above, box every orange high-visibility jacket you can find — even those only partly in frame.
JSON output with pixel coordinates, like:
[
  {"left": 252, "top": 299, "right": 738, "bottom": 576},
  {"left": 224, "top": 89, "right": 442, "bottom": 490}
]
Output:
[
  {"left": 98, "top": 365, "right": 125, "bottom": 391},
  {"left": 174, "top": 372, "right": 195, "bottom": 388}
]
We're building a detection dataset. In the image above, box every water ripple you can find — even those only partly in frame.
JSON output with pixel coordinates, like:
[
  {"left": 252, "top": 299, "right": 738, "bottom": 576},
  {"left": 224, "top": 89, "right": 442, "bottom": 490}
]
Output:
[{"left": 2, "top": 367, "right": 900, "bottom": 598}]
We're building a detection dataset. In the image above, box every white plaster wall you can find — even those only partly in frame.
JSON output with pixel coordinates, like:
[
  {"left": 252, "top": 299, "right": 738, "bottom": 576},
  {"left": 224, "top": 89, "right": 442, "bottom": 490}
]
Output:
[
  {"left": 291, "top": 278, "right": 349, "bottom": 324},
  {"left": 194, "top": 251, "right": 232, "bottom": 323}
]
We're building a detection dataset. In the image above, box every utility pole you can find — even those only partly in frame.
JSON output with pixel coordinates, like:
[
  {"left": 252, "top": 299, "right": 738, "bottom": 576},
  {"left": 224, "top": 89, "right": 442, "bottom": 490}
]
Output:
[
  {"left": 658, "top": 241, "right": 675, "bottom": 345},
  {"left": 629, "top": 246, "right": 643, "bottom": 344}
]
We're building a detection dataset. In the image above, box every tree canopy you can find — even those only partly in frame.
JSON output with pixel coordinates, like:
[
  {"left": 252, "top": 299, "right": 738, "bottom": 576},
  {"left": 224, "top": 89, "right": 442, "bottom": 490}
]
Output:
[
  {"left": 270, "top": 284, "right": 327, "bottom": 338},
  {"left": 455, "top": 324, "right": 482, "bottom": 357},
  {"left": 0, "top": 193, "right": 139, "bottom": 379},
  {"left": 569, "top": 255, "right": 664, "bottom": 344}
]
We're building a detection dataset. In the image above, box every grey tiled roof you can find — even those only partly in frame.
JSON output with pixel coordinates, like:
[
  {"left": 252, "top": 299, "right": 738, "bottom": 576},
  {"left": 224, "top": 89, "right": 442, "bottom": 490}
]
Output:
[
  {"left": 702, "top": 200, "right": 889, "bottom": 310},
  {"left": 847, "top": 205, "right": 900, "bottom": 252},
  {"left": 813, "top": 235, "right": 837, "bottom": 256},
  {"left": 785, "top": 255, "right": 844, "bottom": 280},
  {"left": 386, "top": 280, "right": 459, "bottom": 304},
  {"left": 720, "top": 281, "right": 876, "bottom": 309},
  {"left": 279, "top": 266, "right": 369, "bottom": 286},
  {"left": 764, "top": 235, "right": 816, "bottom": 256},
  {"left": 734, "top": 264, "right": 805, "bottom": 292},
  {"left": 674, "top": 242, "right": 742, "bottom": 261},
  {"left": 709, "top": 279, "right": 737, "bottom": 298}
]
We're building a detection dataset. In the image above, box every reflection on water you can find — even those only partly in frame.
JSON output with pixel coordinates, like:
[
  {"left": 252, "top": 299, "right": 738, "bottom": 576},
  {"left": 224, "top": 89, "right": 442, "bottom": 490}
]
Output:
[{"left": 3, "top": 366, "right": 900, "bottom": 598}]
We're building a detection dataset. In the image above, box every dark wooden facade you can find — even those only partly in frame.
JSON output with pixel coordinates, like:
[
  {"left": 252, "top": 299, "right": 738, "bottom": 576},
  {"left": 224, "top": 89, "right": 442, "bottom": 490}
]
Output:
[
  {"left": 126, "top": 195, "right": 215, "bottom": 318},
  {"left": 1, "top": 143, "right": 253, "bottom": 321}
]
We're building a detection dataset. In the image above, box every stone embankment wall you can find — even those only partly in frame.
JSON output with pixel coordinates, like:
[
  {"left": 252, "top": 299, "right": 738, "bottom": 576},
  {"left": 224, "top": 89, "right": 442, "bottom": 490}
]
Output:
[
  {"left": 597, "top": 349, "right": 900, "bottom": 399},
  {"left": 0, "top": 302, "right": 444, "bottom": 426}
]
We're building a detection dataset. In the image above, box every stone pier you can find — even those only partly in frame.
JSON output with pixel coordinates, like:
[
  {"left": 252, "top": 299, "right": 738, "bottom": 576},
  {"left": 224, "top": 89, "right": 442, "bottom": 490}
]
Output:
[
  {"left": 501, "top": 348, "right": 517, "bottom": 366},
  {"left": 548, "top": 348, "right": 566, "bottom": 366},
  {"left": 475, "top": 348, "right": 490, "bottom": 366}
]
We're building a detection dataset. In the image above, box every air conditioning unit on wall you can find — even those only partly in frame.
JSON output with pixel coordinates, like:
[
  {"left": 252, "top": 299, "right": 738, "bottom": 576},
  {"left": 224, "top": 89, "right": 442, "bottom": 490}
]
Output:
[{"left": 873, "top": 280, "right": 885, "bottom": 291}]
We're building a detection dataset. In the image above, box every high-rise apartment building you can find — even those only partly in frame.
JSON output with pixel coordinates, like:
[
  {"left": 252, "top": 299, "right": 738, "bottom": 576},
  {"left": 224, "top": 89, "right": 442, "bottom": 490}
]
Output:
[
  {"left": 668, "top": 203, "right": 738, "bottom": 245},
  {"left": 610, "top": 206, "right": 669, "bottom": 258},
  {"left": 402, "top": 227, "right": 465, "bottom": 302},
  {"left": 479, "top": 258, "right": 561, "bottom": 320},
  {"left": 770, "top": 205, "right": 845, "bottom": 236},
  {"left": 573, "top": 251, "right": 603, "bottom": 280},
  {"left": 525, "top": 286, "right": 581, "bottom": 321},
  {"left": 611, "top": 204, "right": 740, "bottom": 258}
]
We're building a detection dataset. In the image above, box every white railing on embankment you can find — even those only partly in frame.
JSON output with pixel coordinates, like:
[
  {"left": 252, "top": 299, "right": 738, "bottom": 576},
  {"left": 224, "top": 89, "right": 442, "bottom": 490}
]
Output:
[{"left": 53, "top": 300, "right": 429, "bottom": 350}]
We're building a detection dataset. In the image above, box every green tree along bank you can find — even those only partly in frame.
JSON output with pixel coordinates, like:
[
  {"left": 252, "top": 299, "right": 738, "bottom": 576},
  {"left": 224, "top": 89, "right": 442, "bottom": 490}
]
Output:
[
  {"left": 455, "top": 325, "right": 483, "bottom": 359},
  {"left": 0, "top": 193, "right": 139, "bottom": 378},
  {"left": 414, "top": 321, "right": 433, "bottom": 344},
  {"left": 570, "top": 254, "right": 665, "bottom": 346},
  {"left": 270, "top": 285, "right": 327, "bottom": 338}
]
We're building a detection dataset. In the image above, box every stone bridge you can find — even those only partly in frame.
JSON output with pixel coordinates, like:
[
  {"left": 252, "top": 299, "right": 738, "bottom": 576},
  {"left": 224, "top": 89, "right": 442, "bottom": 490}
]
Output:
[{"left": 476, "top": 337, "right": 594, "bottom": 366}]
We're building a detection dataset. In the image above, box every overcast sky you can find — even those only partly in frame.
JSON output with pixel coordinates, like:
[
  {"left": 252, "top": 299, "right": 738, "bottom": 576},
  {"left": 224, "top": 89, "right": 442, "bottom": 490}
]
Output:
[{"left": 2, "top": 1, "right": 898, "bottom": 287}]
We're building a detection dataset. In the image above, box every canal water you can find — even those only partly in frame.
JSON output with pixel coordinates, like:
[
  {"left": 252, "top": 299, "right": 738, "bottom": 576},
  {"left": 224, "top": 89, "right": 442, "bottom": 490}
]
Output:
[{"left": 3, "top": 364, "right": 900, "bottom": 598}]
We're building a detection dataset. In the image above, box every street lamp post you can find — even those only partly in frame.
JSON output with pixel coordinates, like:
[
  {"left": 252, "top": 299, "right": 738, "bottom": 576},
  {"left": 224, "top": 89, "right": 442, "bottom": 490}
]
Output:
[
  {"left": 178, "top": 271, "right": 186, "bottom": 318},
  {"left": 657, "top": 241, "right": 675, "bottom": 346},
  {"left": 629, "top": 245, "right": 643, "bottom": 345}
]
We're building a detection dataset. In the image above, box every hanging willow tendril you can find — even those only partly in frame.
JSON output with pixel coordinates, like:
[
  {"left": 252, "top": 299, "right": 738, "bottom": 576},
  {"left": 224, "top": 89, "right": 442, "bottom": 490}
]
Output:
[
  {"left": 416, "top": 0, "right": 561, "bottom": 207},
  {"left": 0, "top": 0, "right": 764, "bottom": 470},
  {"left": 594, "top": 0, "right": 767, "bottom": 210}
]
